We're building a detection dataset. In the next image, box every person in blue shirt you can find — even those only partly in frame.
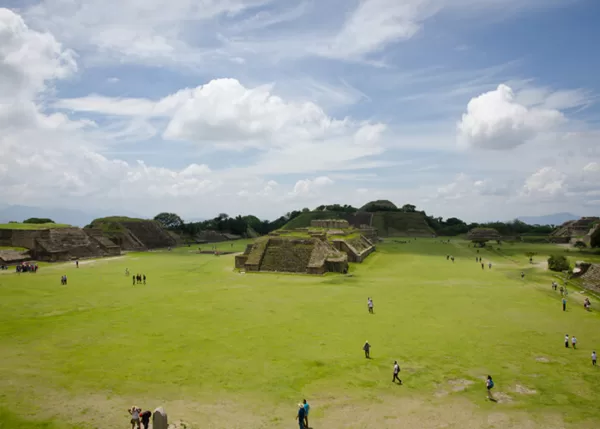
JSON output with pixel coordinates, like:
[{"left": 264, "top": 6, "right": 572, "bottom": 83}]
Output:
[
  {"left": 296, "top": 403, "right": 306, "bottom": 429},
  {"left": 303, "top": 399, "right": 310, "bottom": 428}
]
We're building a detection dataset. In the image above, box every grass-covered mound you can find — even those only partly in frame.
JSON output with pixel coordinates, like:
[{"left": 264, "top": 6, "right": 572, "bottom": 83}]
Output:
[
  {"left": 0, "top": 223, "right": 71, "bottom": 230},
  {"left": 371, "top": 211, "right": 433, "bottom": 237}
]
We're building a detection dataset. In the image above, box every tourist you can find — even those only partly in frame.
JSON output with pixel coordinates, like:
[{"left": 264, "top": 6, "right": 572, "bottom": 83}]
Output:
[
  {"left": 296, "top": 403, "right": 306, "bottom": 429},
  {"left": 565, "top": 334, "right": 570, "bottom": 348},
  {"left": 562, "top": 297, "right": 567, "bottom": 312},
  {"left": 75, "top": 260, "right": 79, "bottom": 268},
  {"left": 363, "top": 341, "right": 371, "bottom": 359},
  {"left": 393, "top": 361, "right": 402, "bottom": 384},
  {"left": 488, "top": 262, "right": 492, "bottom": 269},
  {"left": 302, "top": 399, "right": 310, "bottom": 429},
  {"left": 446, "top": 255, "right": 449, "bottom": 260},
  {"left": 128, "top": 406, "right": 141, "bottom": 429},
  {"left": 63, "top": 275, "right": 67, "bottom": 285},
  {"left": 572, "top": 336, "right": 577, "bottom": 349},
  {"left": 592, "top": 351, "right": 597, "bottom": 366},
  {"left": 486, "top": 375, "right": 495, "bottom": 400},
  {"left": 481, "top": 262, "right": 484, "bottom": 270},
  {"left": 521, "top": 271, "right": 525, "bottom": 280},
  {"left": 367, "top": 297, "right": 374, "bottom": 314},
  {"left": 143, "top": 274, "right": 146, "bottom": 285},
  {"left": 560, "top": 286, "right": 564, "bottom": 296},
  {"left": 139, "top": 410, "right": 152, "bottom": 429},
  {"left": 132, "top": 275, "right": 135, "bottom": 286},
  {"left": 451, "top": 256, "right": 454, "bottom": 263},
  {"left": 125, "top": 268, "right": 129, "bottom": 276}
]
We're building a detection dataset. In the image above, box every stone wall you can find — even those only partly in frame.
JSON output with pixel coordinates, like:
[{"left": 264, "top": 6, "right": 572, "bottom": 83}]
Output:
[
  {"left": 311, "top": 219, "right": 350, "bottom": 229},
  {"left": 332, "top": 235, "right": 375, "bottom": 263},
  {"left": 581, "top": 264, "right": 600, "bottom": 293}
]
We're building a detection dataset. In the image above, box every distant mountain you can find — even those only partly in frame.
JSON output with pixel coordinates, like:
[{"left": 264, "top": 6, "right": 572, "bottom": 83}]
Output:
[
  {"left": 517, "top": 212, "right": 580, "bottom": 226},
  {"left": 0, "top": 205, "right": 144, "bottom": 227}
]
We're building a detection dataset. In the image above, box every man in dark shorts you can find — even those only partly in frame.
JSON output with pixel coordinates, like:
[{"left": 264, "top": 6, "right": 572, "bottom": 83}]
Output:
[{"left": 140, "top": 410, "right": 151, "bottom": 429}]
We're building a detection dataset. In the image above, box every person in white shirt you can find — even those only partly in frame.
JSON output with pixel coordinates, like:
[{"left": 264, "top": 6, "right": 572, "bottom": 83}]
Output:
[
  {"left": 393, "top": 361, "right": 402, "bottom": 384},
  {"left": 592, "top": 351, "right": 597, "bottom": 366},
  {"left": 129, "top": 406, "right": 141, "bottom": 429},
  {"left": 565, "top": 334, "right": 569, "bottom": 348},
  {"left": 367, "top": 298, "right": 374, "bottom": 314},
  {"left": 572, "top": 336, "right": 577, "bottom": 349}
]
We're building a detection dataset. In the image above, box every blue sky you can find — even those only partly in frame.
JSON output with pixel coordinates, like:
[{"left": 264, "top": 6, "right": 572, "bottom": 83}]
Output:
[{"left": 1, "top": 0, "right": 599, "bottom": 221}]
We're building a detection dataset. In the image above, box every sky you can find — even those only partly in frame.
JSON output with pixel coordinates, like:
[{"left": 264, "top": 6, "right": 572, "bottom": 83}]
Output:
[{"left": 1, "top": 0, "right": 599, "bottom": 222}]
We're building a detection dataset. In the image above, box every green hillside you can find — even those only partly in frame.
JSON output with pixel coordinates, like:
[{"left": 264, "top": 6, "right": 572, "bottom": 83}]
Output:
[
  {"left": 86, "top": 216, "right": 147, "bottom": 233},
  {"left": 371, "top": 211, "right": 433, "bottom": 237}
]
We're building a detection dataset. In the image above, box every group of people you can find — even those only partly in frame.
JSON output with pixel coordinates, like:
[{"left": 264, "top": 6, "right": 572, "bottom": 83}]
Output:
[
  {"left": 446, "top": 255, "right": 455, "bottom": 262},
  {"left": 474, "top": 256, "right": 491, "bottom": 269},
  {"left": 563, "top": 335, "right": 597, "bottom": 366},
  {"left": 16, "top": 262, "right": 38, "bottom": 273},
  {"left": 295, "top": 399, "right": 310, "bottom": 429},
  {"left": 132, "top": 273, "right": 146, "bottom": 285},
  {"left": 128, "top": 406, "right": 152, "bottom": 429},
  {"left": 60, "top": 274, "right": 68, "bottom": 285}
]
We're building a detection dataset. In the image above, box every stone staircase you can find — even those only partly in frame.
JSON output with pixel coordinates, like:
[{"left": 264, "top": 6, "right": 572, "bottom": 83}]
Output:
[{"left": 259, "top": 239, "right": 313, "bottom": 273}]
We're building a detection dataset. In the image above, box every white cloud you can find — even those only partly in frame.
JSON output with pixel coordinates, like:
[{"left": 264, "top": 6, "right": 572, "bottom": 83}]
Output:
[
  {"left": 583, "top": 162, "right": 600, "bottom": 173},
  {"left": 321, "top": 0, "right": 439, "bottom": 59},
  {"left": 520, "top": 167, "right": 567, "bottom": 199},
  {"left": 289, "top": 176, "right": 334, "bottom": 197},
  {"left": 436, "top": 173, "right": 508, "bottom": 200},
  {"left": 457, "top": 84, "right": 564, "bottom": 150},
  {"left": 0, "top": 8, "right": 76, "bottom": 100},
  {"left": 24, "top": 0, "right": 269, "bottom": 66}
]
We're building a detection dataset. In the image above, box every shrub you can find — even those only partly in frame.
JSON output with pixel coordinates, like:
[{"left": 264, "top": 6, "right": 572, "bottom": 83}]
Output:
[
  {"left": 548, "top": 255, "right": 570, "bottom": 272},
  {"left": 573, "top": 241, "right": 587, "bottom": 249},
  {"left": 23, "top": 218, "right": 55, "bottom": 224}
]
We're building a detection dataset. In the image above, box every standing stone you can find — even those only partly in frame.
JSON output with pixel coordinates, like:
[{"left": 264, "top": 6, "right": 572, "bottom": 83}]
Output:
[{"left": 153, "top": 407, "right": 168, "bottom": 429}]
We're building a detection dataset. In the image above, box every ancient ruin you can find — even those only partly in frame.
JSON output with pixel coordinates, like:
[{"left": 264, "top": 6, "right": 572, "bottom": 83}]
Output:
[
  {"left": 86, "top": 218, "right": 178, "bottom": 250},
  {"left": 550, "top": 217, "right": 600, "bottom": 243},
  {"left": 235, "top": 237, "right": 349, "bottom": 274},
  {"left": 0, "top": 227, "right": 120, "bottom": 262},
  {"left": 311, "top": 219, "right": 350, "bottom": 229}
]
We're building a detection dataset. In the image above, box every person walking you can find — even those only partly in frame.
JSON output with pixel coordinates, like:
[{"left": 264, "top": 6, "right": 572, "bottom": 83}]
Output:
[
  {"left": 132, "top": 275, "right": 136, "bottom": 286},
  {"left": 393, "top": 361, "right": 402, "bottom": 384},
  {"left": 302, "top": 399, "right": 310, "bottom": 429},
  {"left": 521, "top": 271, "right": 525, "bottom": 280},
  {"left": 128, "top": 406, "right": 141, "bottom": 429},
  {"left": 139, "top": 410, "right": 152, "bottom": 429},
  {"left": 562, "top": 297, "right": 567, "bottom": 312},
  {"left": 363, "top": 341, "right": 371, "bottom": 359},
  {"left": 565, "top": 334, "right": 570, "bottom": 348},
  {"left": 143, "top": 274, "right": 146, "bottom": 285},
  {"left": 486, "top": 375, "right": 495, "bottom": 400},
  {"left": 592, "top": 351, "right": 597, "bottom": 366},
  {"left": 572, "top": 336, "right": 577, "bottom": 349},
  {"left": 296, "top": 403, "right": 306, "bottom": 429},
  {"left": 367, "top": 297, "right": 374, "bottom": 314},
  {"left": 75, "top": 260, "right": 79, "bottom": 268},
  {"left": 488, "top": 262, "right": 492, "bottom": 269}
]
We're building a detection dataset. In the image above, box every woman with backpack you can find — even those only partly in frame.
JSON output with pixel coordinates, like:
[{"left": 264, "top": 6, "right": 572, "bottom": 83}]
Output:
[{"left": 486, "top": 375, "right": 495, "bottom": 400}]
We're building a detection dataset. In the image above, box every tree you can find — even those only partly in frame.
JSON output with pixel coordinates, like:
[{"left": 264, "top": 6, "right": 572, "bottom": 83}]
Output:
[
  {"left": 154, "top": 212, "right": 184, "bottom": 230},
  {"left": 548, "top": 255, "right": 570, "bottom": 272},
  {"left": 573, "top": 241, "right": 587, "bottom": 250},
  {"left": 401, "top": 204, "right": 416, "bottom": 212},
  {"left": 23, "top": 218, "right": 55, "bottom": 224}
]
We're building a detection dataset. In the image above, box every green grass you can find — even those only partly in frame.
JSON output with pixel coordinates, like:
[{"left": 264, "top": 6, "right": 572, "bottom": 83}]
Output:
[
  {"left": 1, "top": 238, "right": 600, "bottom": 428},
  {"left": 0, "top": 223, "right": 71, "bottom": 230}
]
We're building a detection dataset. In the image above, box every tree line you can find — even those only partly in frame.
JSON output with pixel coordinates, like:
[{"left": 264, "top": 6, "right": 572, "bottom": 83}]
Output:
[{"left": 153, "top": 203, "right": 569, "bottom": 241}]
